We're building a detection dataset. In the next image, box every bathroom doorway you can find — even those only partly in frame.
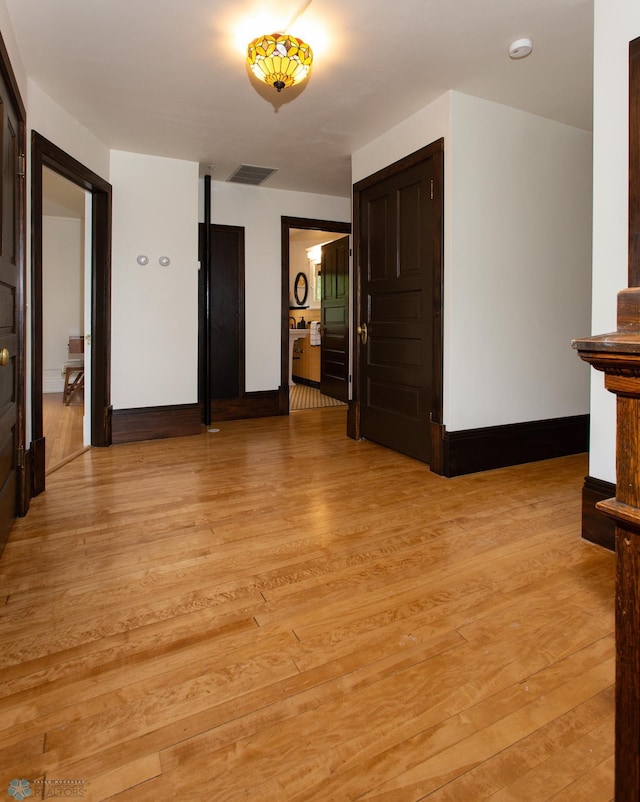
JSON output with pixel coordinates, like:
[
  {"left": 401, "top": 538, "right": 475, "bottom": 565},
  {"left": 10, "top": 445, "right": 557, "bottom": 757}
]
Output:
[{"left": 281, "top": 217, "right": 351, "bottom": 413}]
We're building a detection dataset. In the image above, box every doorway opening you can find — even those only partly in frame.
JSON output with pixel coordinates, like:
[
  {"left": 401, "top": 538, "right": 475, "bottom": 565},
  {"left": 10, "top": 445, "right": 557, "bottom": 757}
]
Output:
[
  {"left": 41, "top": 167, "right": 89, "bottom": 473},
  {"left": 280, "top": 217, "right": 351, "bottom": 415},
  {"left": 30, "top": 132, "right": 112, "bottom": 496}
]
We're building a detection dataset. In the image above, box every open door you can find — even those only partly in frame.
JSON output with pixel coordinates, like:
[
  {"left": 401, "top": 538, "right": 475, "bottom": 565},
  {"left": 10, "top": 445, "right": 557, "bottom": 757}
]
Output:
[
  {"left": 353, "top": 140, "right": 444, "bottom": 465},
  {"left": 0, "top": 35, "right": 26, "bottom": 550},
  {"left": 320, "top": 235, "right": 349, "bottom": 402}
]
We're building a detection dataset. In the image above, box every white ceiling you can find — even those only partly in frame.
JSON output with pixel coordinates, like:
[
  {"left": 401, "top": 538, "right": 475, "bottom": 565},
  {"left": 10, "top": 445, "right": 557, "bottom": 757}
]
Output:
[{"left": 7, "top": 0, "right": 594, "bottom": 198}]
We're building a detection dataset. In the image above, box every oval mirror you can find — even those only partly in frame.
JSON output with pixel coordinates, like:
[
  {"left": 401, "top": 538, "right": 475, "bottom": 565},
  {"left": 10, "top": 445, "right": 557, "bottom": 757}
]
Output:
[{"left": 294, "top": 272, "right": 308, "bottom": 306}]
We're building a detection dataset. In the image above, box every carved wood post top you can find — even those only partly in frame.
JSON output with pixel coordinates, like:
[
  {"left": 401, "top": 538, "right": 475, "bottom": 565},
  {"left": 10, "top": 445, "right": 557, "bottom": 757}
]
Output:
[
  {"left": 573, "top": 288, "right": 640, "bottom": 387},
  {"left": 573, "top": 288, "right": 640, "bottom": 511}
]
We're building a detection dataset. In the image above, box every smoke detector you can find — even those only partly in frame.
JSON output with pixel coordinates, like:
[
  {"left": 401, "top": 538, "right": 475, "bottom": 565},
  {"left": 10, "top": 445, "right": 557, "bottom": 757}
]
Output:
[{"left": 509, "top": 38, "right": 533, "bottom": 59}]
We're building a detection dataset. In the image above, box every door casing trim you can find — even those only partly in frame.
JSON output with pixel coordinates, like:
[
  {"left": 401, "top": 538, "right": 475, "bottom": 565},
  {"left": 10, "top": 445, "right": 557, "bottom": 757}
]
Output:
[
  {"left": 30, "top": 132, "right": 112, "bottom": 495},
  {"left": 280, "top": 216, "right": 351, "bottom": 415}
]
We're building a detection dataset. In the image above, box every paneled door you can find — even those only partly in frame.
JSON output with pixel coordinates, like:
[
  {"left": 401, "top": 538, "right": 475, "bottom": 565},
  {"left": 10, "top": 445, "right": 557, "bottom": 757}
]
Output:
[
  {"left": 0, "top": 51, "right": 25, "bottom": 551},
  {"left": 356, "top": 142, "right": 442, "bottom": 463},
  {"left": 320, "top": 235, "right": 349, "bottom": 402},
  {"left": 198, "top": 223, "right": 245, "bottom": 409}
]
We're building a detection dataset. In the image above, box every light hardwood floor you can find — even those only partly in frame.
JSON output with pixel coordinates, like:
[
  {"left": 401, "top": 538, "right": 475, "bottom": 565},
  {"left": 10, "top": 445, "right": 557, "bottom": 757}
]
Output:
[
  {"left": 0, "top": 408, "right": 615, "bottom": 800},
  {"left": 42, "top": 392, "right": 85, "bottom": 473}
]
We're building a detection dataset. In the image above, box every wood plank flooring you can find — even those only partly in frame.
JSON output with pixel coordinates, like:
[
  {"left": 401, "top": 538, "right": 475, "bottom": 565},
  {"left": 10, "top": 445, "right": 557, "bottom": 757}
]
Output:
[
  {"left": 0, "top": 408, "right": 615, "bottom": 800},
  {"left": 42, "top": 392, "right": 85, "bottom": 473}
]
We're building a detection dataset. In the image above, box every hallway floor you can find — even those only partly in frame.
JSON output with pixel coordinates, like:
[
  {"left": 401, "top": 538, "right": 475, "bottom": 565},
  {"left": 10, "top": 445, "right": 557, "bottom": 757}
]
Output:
[
  {"left": 42, "top": 391, "right": 85, "bottom": 473},
  {"left": 0, "top": 408, "right": 614, "bottom": 800}
]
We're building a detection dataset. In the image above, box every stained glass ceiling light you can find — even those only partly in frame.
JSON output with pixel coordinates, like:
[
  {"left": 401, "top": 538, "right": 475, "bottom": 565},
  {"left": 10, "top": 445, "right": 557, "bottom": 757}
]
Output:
[{"left": 247, "top": 33, "right": 313, "bottom": 92}]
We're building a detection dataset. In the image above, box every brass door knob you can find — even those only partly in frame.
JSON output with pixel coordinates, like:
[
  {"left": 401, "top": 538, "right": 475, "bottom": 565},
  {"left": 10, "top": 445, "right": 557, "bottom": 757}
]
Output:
[
  {"left": 0, "top": 348, "right": 9, "bottom": 367},
  {"left": 356, "top": 323, "right": 368, "bottom": 345}
]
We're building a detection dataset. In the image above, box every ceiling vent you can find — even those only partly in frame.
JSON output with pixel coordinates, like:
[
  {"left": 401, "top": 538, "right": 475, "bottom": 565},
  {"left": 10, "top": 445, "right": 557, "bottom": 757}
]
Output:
[{"left": 227, "top": 164, "right": 277, "bottom": 186}]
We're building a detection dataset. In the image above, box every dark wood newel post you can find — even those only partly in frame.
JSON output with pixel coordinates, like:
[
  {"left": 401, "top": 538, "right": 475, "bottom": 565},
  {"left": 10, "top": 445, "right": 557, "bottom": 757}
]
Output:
[{"left": 574, "top": 287, "right": 640, "bottom": 801}]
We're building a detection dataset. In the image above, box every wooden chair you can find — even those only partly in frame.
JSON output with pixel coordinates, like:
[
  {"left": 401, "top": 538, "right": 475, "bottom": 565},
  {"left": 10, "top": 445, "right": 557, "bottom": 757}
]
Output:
[{"left": 62, "top": 335, "right": 84, "bottom": 405}]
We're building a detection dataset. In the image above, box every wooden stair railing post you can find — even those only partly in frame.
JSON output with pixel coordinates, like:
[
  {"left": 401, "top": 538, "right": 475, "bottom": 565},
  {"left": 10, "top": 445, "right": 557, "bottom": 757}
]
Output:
[{"left": 574, "top": 287, "right": 640, "bottom": 801}]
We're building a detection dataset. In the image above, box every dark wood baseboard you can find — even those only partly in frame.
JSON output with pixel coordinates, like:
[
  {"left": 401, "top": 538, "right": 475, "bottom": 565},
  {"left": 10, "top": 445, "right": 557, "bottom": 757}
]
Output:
[
  {"left": 439, "top": 414, "right": 589, "bottom": 477},
  {"left": 347, "top": 400, "right": 359, "bottom": 440},
  {"left": 21, "top": 445, "right": 32, "bottom": 516},
  {"left": 429, "top": 421, "right": 446, "bottom": 476},
  {"left": 30, "top": 436, "right": 45, "bottom": 497},
  {"left": 112, "top": 392, "right": 283, "bottom": 444},
  {"left": 208, "top": 390, "right": 280, "bottom": 422},
  {"left": 292, "top": 377, "right": 320, "bottom": 389},
  {"left": 112, "top": 404, "right": 201, "bottom": 444},
  {"left": 582, "top": 475, "right": 616, "bottom": 552}
]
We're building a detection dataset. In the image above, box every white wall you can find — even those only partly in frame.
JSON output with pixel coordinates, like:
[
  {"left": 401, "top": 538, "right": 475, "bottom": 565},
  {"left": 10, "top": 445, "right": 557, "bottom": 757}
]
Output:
[
  {"left": 27, "top": 80, "right": 110, "bottom": 181},
  {"left": 201, "top": 181, "right": 350, "bottom": 392},
  {"left": 111, "top": 151, "right": 199, "bottom": 409},
  {"left": 590, "top": 0, "right": 640, "bottom": 483},
  {"left": 352, "top": 92, "right": 453, "bottom": 185},
  {"left": 447, "top": 92, "right": 592, "bottom": 430},
  {"left": 352, "top": 90, "right": 592, "bottom": 432},
  {"left": 42, "top": 216, "right": 83, "bottom": 392},
  {"left": 22, "top": 79, "right": 111, "bottom": 443},
  {"left": 290, "top": 239, "right": 313, "bottom": 309}
]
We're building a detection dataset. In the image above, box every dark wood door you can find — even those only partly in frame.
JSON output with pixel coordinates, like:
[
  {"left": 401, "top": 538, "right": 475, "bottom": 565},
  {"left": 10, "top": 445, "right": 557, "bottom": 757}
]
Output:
[
  {"left": 198, "top": 224, "right": 245, "bottom": 406},
  {"left": 320, "top": 235, "right": 349, "bottom": 402},
  {"left": 0, "top": 66, "right": 22, "bottom": 549},
  {"left": 357, "top": 152, "right": 438, "bottom": 463}
]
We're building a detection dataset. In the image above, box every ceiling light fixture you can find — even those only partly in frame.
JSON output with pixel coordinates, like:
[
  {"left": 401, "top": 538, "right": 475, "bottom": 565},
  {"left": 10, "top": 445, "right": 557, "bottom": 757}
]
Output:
[{"left": 247, "top": 32, "right": 313, "bottom": 92}]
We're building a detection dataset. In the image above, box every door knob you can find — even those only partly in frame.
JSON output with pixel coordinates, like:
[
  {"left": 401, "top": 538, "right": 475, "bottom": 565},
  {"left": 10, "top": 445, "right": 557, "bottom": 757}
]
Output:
[
  {"left": 0, "top": 348, "right": 9, "bottom": 367},
  {"left": 357, "top": 323, "right": 368, "bottom": 345}
]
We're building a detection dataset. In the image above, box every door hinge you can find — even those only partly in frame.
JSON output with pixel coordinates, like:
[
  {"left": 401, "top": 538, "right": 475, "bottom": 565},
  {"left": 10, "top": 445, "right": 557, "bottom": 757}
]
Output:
[
  {"left": 430, "top": 179, "right": 434, "bottom": 200},
  {"left": 17, "top": 154, "right": 25, "bottom": 178},
  {"left": 17, "top": 444, "right": 24, "bottom": 468}
]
